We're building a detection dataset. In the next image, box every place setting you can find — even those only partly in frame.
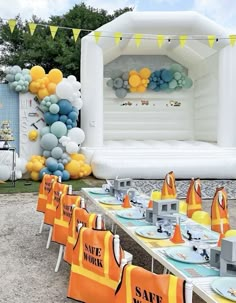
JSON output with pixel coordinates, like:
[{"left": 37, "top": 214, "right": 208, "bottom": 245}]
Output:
[{"left": 211, "top": 277, "right": 236, "bottom": 301}]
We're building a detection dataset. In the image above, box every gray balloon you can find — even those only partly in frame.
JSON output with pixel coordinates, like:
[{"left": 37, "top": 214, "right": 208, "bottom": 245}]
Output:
[
  {"left": 110, "top": 70, "right": 123, "bottom": 79},
  {"left": 122, "top": 72, "right": 129, "bottom": 81},
  {"left": 115, "top": 88, "right": 127, "bottom": 98},
  {"left": 114, "top": 78, "right": 123, "bottom": 89},
  {"left": 106, "top": 79, "right": 114, "bottom": 88}
]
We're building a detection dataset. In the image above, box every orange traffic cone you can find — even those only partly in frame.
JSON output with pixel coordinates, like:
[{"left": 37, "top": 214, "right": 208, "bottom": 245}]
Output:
[
  {"left": 148, "top": 200, "right": 153, "bottom": 208},
  {"left": 122, "top": 194, "right": 132, "bottom": 208},
  {"left": 170, "top": 224, "right": 185, "bottom": 244}
]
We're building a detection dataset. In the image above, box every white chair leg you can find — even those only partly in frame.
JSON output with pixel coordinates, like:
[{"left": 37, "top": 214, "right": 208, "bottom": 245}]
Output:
[
  {"left": 163, "top": 267, "right": 168, "bottom": 274},
  {"left": 151, "top": 257, "right": 154, "bottom": 272},
  {"left": 46, "top": 226, "right": 53, "bottom": 249},
  {"left": 55, "top": 245, "right": 64, "bottom": 272},
  {"left": 39, "top": 217, "right": 44, "bottom": 234},
  {"left": 185, "top": 278, "right": 193, "bottom": 303}
]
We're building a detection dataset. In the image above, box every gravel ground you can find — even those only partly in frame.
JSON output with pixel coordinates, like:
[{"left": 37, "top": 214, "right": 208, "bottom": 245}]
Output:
[{"left": 0, "top": 190, "right": 235, "bottom": 303}]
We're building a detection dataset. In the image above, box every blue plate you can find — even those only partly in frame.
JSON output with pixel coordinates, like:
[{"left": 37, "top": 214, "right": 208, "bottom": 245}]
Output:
[
  {"left": 135, "top": 226, "right": 170, "bottom": 239},
  {"left": 165, "top": 246, "right": 209, "bottom": 264},
  {"left": 88, "top": 188, "right": 110, "bottom": 195},
  {"left": 211, "top": 277, "right": 236, "bottom": 301},
  {"left": 116, "top": 209, "right": 145, "bottom": 220},
  {"left": 181, "top": 224, "right": 219, "bottom": 243},
  {"left": 98, "top": 197, "right": 122, "bottom": 205}
]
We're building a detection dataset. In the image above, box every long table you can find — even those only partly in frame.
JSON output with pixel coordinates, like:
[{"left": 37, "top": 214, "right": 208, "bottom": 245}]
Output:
[{"left": 81, "top": 188, "right": 233, "bottom": 303}]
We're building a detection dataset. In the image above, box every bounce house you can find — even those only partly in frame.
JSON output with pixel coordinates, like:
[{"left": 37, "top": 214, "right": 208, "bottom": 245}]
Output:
[{"left": 81, "top": 11, "right": 236, "bottom": 179}]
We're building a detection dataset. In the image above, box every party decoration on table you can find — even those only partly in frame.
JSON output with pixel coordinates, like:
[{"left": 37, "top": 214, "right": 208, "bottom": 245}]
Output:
[
  {"left": 181, "top": 224, "right": 218, "bottom": 243},
  {"left": 211, "top": 277, "right": 236, "bottom": 301},
  {"left": 191, "top": 211, "right": 211, "bottom": 226},
  {"left": 0, "top": 120, "right": 14, "bottom": 142},
  {"left": 122, "top": 194, "right": 132, "bottom": 208},
  {"left": 170, "top": 220, "right": 185, "bottom": 244},
  {"left": 211, "top": 187, "right": 230, "bottom": 234},
  {"left": 161, "top": 171, "right": 177, "bottom": 199},
  {"left": 186, "top": 178, "right": 202, "bottom": 218},
  {"left": 148, "top": 189, "right": 162, "bottom": 208},
  {"left": 116, "top": 208, "right": 144, "bottom": 220},
  {"left": 165, "top": 246, "right": 209, "bottom": 264},
  {"left": 179, "top": 200, "right": 187, "bottom": 215},
  {"left": 98, "top": 197, "right": 122, "bottom": 205},
  {"left": 88, "top": 188, "right": 110, "bottom": 195},
  {"left": 135, "top": 226, "right": 170, "bottom": 239},
  {"left": 106, "top": 64, "right": 193, "bottom": 98},
  {"left": 4, "top": 65, "right": 32, "bottom": 93},
  {"left": 225, "top": 230, "right": 236, "bottom": 237}
]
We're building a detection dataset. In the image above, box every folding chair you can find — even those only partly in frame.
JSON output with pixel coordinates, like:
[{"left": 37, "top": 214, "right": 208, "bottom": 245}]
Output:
[
  {"left": 37, "top": 174, "right": 58, "bottom": 234},
  {"left": 67, "top": 225, "right": 126, "bottom": 303},
  {"left": 115, "top": 264, "right": 193, "bottom": 303},
  {"left": 43, "top": 179, "right": 69, "bottom": 249}
]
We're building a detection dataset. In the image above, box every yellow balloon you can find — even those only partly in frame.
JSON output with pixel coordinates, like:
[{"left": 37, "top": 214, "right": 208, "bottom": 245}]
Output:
[
  {"left": 26, "top": 161, "right": 33, "bottom": 172},
  {"left": 38, "top": 88, "right": 49, "bottom": 100},
  {"left": 29, "top": 81, "right": 38, "bottom": 93},
  {"left": 129, "top": 87, "right": 137, "bottom": 92},
  {"left": 70, "top": 153, "right": 86, "bottom": 162},
  {"left": 28, "top": 130, "right": 38, "bottom": 141},
  {"left": 32, "top": 161, "right": 43, "bottom": 172},
  {"left": 65, "top": 160, "right": 81, "bottom": 178},
  {"left": 82, "top": 164, "right": 92, "bottom": 176},
  {"left": 30, "top": 66, "right": 46, "bottom": 81},
  {"left": 136, "top": 85, "right": 146, "bottom": 92},
  {"left": 179, "top": 200, "right": 187, "bottom": 215},
  {"left": 47, "top": 82, "right": 57, "bottom": 94},
  {"left": 192, "top": 211, "right": 211, "bottom": 225},
  {"left": 151, "top": 191, "right": 161, "bottom": 201},
  {"left": 129, "top": 70, "right": 138, "bottom": 76},
  {"left": 48, "top": 68, "right": 63, "bottom": 84},
  {"left": 31, "top": 171, "right": 39, "bottom": 181},
  {"left": 225, "top": 229, "right": 236, "bottom": 237},
  {"left": 129, "top": 74, "right": 141, "bottom": 88},
  {"left": 139, "top": 67, "right": 151, "bottom": 79}
]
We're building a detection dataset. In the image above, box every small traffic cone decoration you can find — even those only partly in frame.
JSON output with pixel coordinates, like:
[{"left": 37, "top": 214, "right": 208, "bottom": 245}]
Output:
[
  {"left": 217, "top": 232, "right": 225, "bottom": 247},
  {"left": 170, "top": 223, "right": 185, "bottom": 244},
  {"left": 122, "top": 194, "right": 132, "bottom": 208},
  {"left": 148, "top": 199, "right": 153, "bottom": 208}
]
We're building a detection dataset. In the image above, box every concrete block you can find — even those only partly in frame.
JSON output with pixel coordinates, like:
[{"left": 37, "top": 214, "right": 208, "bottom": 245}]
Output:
[
  {"left": 153, "top": 199, "right": 179, "bottom": 216},
  {"left": 114, "top": 178, "right": 132, "bottom": 190},
  {"left": 220, "top": 257, "right": 236, "bottom": 277},
  {"left": 221, "top": 236, "right": 236, "bottom": 262},
  {"left": 146, "top": 208, "right": 153, "bottom": 223},
  {"left": 210, "top": 247, "right": 221, "bottom": 268}
]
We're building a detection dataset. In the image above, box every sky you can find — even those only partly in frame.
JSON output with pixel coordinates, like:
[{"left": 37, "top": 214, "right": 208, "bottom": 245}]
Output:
[{"left": 0, "top": 0, "right": 236, "bottom": 32}]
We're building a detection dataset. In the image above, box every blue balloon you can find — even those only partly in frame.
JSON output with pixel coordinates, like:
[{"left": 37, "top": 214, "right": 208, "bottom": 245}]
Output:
[
  {"left": 67, "top": 125, "right": 72, "bottom": 130},
  {"left": 59, "top": 115, "right": 68, "bottom": 123},
  {"left": 160, "top": 83, "right": 169, "bottom": 90},
  {"left": 72, "top": 121, "right": 77, "bottom": 127},
  {"left": 68, "top": 111, "right": 78, "bottom": 122},
  {"left": 154, "top": 70, "right": 161, "bottom": 77},
  {"left": 161, "top": 69, "right": 173, "bottom": 82},
  {"left": 57, "top": 163, "right": 64, "bottom": 171},
  {"left": 62, "top": 170, "right": 70, "bottom": 181},
  {"left": 46, "top": 157, "right": 58, "bottom": 172},
  {"left": 148, "top": 82, "right": 157, "bottom": 90},
  {"left": 53, "top": 170, "right": 63, "bottom": 177},
  {"left": 66, "top": 119, "right": 73, "bottom": 125},
  {"left": 39, "top": 167, "right": 51, "bottom": 180},
  {"left": 44, "top": 112, "right": 59, "bottom": 125},
  {"left": 58, "top": 99, "right": 73, "bottom": 115}
]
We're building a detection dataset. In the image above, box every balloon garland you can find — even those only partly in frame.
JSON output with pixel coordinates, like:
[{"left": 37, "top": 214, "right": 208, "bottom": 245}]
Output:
[
  {"left": 4, "top": 65, "right": 91, "bottom": 181},
  {"left": 107, "top": 64, "right": 193, "bottom": 98}
]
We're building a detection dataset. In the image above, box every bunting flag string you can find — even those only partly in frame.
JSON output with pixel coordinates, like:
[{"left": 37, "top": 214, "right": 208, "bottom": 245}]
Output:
[{"left": 5, "top": 19, "right": 236, "bottom": 48}]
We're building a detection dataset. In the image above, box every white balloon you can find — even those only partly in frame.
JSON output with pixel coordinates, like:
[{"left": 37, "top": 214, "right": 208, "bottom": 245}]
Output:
[
  {"left": 56, "top": 79, "right": 73, "bottom": 101},
  {"left": 66, "top": 141, "right": 79, "bottom": 154},
  {"left": 0, "top": 165, "right": 11, "bottom": 181},
  {"left": 68, "top": 75, "right": 77, "bottom": 83},
  {"left": 67, "top": 127, "right": 85, "bottom": 145},
  {"left": 15, "top": 170, "right": 22, "bottom": 179},
  {"left": 72, "top": 98, "right": 83, "bottom": 110},
  {"left": 72, "top": 81, "right": 81, "bottom": 90}
]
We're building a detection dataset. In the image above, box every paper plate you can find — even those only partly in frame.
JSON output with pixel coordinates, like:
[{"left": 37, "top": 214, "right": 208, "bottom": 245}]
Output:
[
  {"left": 211, "top": 277, "right": 236, "bottom": 302},
  {"left": 135, "top": 226, "right": 170, "bottom": 239},
  {"left": 98, "top": 197, "right": 122, "bottom": 205},
  {"left": 181, "top": 224, "right": 219, "bottom": 243},
  {"left": 165, "top": 246, "right": 210, "bottom": 264},
  {"left": 116, "top": 209, "right": 145, "bottom": 220},
  {"left": 88, "top": 188, "right": 110, "bottom": 195}
]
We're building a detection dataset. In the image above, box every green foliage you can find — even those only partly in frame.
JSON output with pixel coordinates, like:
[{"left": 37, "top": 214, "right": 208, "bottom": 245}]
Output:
[{"left": 0, "top": 3, "right": 133, "bottom": 80}]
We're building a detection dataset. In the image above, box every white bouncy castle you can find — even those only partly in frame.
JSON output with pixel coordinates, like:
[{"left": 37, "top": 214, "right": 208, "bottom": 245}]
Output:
[{"left": 81, "top": 11, "right": 236, "bottom": 179}]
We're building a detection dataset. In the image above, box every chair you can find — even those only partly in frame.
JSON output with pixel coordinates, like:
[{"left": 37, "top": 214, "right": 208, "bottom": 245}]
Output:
[
  {"left": 64, "top": 206, "right": 103, "bottom": 265},
  {"left": 115, "top": 264, "right": 193, "bottom": 303},
  {"left": 67, "top": 226, "right": 125, "bottom": 303},
  {"left": 43, "top": 180, "right": 69, "bottom": 249},
  {"left": 37, "top": 174, "right": 58, "bottom": 234}
]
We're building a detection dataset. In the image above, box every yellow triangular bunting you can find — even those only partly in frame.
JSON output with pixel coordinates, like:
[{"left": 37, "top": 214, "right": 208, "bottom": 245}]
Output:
[
  {"left": 114, "top": 32, "right": 122, "bottom": 45},
  {"left": 8, "top": 19, "right": 16, "bottom": 33},
  {"left": 134, "top": 33, "right": 143, "bottom": 48},
  {"left": 72, "top": 28, "right": 81, "bottom": 42},
  {"left": 94, "top": 31, "right": 101, "bottom": 43},
  {"left": 28, "top": 23, "right": 37, "bottom": 36},
  {"left": 157, "top": 35, "right": 164, "bottom": 48},
  {"left": 49, "top": 26, "right": 58, "bottom": 39},
  {"left": 179, "top": 35, "right": 187, "bottom": 48},
  {"left": 208, "top": 35, "right": 216, "bottom": 48},
  {"left": 229, "top": 35, "right": 236, "bottom": 46}
]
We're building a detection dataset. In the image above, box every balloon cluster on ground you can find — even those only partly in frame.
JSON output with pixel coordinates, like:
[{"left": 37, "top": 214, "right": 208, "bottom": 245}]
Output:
[
  {"left": 106, "top": 64, "right": 193, "bottom": 98},
  {"left": 3, "top": 65, "right": 92, "bottom": 181}
]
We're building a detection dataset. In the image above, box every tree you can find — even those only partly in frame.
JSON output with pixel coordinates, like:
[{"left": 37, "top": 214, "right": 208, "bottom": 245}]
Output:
[{"left": 0, "top": 3, "right": 133, "bottom": 80}]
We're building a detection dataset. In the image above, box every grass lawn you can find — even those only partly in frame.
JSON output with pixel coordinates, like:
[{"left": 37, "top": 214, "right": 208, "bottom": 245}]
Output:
[{"left": 0, "top": 178, "right": 96, "bottom": 194}]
